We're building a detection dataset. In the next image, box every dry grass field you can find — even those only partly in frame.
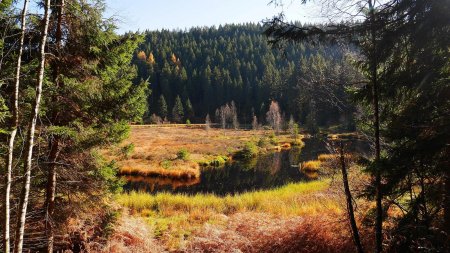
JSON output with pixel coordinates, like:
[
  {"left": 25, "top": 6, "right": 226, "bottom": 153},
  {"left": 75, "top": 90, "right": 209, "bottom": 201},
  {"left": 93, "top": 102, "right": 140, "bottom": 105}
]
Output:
[{"left": 105, "top": 126, "right": 302, "bottom": 179}]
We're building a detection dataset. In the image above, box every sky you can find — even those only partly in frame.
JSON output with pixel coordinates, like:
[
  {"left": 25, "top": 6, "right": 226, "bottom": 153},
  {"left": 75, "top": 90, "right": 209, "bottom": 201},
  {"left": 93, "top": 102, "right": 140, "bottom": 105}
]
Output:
[{"left": 104, "top": 0, "right": 325, "bottom": 33}]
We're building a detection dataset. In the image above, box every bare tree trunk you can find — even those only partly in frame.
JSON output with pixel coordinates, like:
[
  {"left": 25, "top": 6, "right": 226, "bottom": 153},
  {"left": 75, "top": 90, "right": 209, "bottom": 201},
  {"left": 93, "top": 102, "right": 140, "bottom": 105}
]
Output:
[
  {"left": 368, "top": 1, "right": 383, "bottom": 252},
  {"left": 45, "top": 1, "right": 64, "bottom": 251},
  {"left": 45, "top": 138, "right": 59, "bottom": 253},
  {"left": 339, "top": 142, "right": 364, "bottom": 253},
  {"left": 3, "top": 1, "right": 28, "bottom": 252},
  {"left": 13, "top": 0, "right": 51, "bottom": 252}
]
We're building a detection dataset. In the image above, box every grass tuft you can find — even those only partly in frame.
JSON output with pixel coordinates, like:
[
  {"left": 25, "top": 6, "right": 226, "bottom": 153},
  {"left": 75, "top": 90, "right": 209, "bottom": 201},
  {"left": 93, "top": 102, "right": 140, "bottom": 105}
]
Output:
[{"left": 301, "top": 160, "right": 322, "bottom": 172}]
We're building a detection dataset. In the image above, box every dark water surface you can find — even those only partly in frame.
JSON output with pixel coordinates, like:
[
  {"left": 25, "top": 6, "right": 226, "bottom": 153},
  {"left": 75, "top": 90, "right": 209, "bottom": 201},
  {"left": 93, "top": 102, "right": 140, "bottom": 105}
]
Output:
[{"left": 123, "top": 137, "right": 370, "bottom": 195}]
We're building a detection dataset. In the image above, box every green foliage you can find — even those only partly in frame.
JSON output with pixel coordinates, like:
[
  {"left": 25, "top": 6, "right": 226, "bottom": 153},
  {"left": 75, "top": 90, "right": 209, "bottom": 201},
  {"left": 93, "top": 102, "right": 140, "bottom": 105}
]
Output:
[
  {"left": 95, "top": 158, "right": 124, "bottom": 195},
  {"left": 257, "top": 137, "right": 270, "bottom": 148},
  {"left": 172, "top": 95, "right": 184, "bottom": 123},
  {"left": 269, "top": 132, "right": 278, "bottom": 145},
  {"left": 185, "top": 119, "right": 191, "bottom": 125},
  {"left": 176, "top": 148, "right": 190, "bottom": 161},
  {"left": 120, "top": 143, "right": 135, "bottom": 158},
  {"left": 157, "top": 95, "right": 168, "bottom": 118},
  {"left": 134, "top": 24, "right": 354, "bottom": 127},
  {"left": 161, "top": 160, "right": 172, "bottom": 169},
  {"left": 235, "top": 142, "right": 258, "bottom": 160}
]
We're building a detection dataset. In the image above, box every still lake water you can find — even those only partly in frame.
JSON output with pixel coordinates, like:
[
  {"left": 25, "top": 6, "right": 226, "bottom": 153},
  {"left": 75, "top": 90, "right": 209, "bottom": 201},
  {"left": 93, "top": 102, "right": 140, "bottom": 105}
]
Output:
[{"left": 124, "top": 138, "right": 370, "bottom": 195}]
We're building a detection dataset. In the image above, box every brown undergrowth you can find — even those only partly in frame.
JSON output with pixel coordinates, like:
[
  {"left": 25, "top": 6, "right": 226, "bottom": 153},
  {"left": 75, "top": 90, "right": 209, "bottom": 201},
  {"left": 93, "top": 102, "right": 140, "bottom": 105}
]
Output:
[
  {"left": 183, "top": 212, "right": 360, "bottom": 253},
  {"left": 101, "top": 212, "right": 165, "bottom": 253}
]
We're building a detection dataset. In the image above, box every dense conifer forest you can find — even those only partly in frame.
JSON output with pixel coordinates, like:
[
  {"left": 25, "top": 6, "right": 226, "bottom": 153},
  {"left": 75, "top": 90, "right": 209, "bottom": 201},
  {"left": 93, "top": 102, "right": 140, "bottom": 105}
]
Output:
[{"left": 133, "top": 24, "right": 357, "bottom": 130}]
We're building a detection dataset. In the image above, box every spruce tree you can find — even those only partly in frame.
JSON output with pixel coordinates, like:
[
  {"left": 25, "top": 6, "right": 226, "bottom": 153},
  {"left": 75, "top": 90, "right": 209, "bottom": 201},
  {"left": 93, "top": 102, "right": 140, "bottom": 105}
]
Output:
[
  {"left": 158, "top": 95, "right": 168, "bottom": 118},
  {"left": 172, "top": 95, "right": 184, "bottom": 123}
]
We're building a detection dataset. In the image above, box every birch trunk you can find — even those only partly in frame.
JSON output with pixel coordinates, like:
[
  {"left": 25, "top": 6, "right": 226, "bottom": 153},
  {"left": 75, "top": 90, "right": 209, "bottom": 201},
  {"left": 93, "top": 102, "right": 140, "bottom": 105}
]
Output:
[
  {"left": 3, "top": 1, "right": 28, "bottom": 253},
  {"left": 13, "top": 0, "right": 51, "bottom": 252}
]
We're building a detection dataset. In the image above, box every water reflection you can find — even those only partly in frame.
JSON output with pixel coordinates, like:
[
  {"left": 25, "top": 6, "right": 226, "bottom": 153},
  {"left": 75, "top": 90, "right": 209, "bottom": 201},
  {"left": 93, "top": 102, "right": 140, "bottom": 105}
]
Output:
[
  {"left": 123, "top": 137, "right": 370, "bottom": 195},
  {"left": 124, "top": 147, "right": 315, "bottom": 195}
]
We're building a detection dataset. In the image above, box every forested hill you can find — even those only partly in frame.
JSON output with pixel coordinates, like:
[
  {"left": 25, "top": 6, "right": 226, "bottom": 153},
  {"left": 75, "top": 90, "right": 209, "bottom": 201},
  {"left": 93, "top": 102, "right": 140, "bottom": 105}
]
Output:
[{"left": 133, "top": 23, "right": 356, "bottom": 129}]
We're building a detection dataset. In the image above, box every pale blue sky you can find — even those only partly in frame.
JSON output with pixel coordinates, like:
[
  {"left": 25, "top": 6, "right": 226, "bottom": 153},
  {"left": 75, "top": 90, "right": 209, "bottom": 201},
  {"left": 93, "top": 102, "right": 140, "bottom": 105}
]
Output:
[{"left": 104, "top": 0, "right": 324, "bottom": 33}]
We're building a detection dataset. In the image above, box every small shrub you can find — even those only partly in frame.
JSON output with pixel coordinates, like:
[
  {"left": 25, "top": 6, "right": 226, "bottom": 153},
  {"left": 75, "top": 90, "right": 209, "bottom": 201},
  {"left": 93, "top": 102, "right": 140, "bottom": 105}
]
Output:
[
  {"left": 177, "top": 148, "right": 190, "bottom": 160},
  {"left": 292, "top": 139, "right": 305, "bottom": 147},
  {"left": 149, "top": 114, "right": 162, "bottom": 124},
  {"left": 257, "top": 137, "right": 270, "bottom": 148},
  {"left": 120, "top": 143, "right": 135, "bottom": 158},
  {"left": 269, "top": 132, "right": 278, "bottom": 145},
  {"left": 186, "top": 119, "right": 191, "bottom": 126},
  {"left": 235, "top": 142, "right": 258, "bottom": 159},
  {"left": 161, "top": 160, "right": 172, "bottom": 169}
]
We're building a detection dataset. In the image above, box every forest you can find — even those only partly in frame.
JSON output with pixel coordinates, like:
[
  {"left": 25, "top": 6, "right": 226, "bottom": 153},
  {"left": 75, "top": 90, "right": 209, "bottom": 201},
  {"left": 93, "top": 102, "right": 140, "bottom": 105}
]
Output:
[
  {"left": 0, "top": 0, "right": 449, "bottom": 252},
  {"left": 134, "top": 24, "right": 357, "bottom": 131}
]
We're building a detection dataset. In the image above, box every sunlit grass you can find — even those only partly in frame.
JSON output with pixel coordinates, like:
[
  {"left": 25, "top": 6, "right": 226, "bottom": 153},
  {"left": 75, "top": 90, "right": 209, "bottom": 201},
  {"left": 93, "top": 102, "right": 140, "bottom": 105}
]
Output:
[
  {"left": 117, "top": 179, "right": 340, "bottom": 217},
  {"left": 120, "top": 164, "right": 200, "bottom": 179},
  {"left": 301, "top": 160, "right": 322, "bottom": 172},
  {"left": 318, "top": 154, "right": 337, "bottom": 162},
  {"left": 116, "top": 179, "right": 342, "bottom": 249}
]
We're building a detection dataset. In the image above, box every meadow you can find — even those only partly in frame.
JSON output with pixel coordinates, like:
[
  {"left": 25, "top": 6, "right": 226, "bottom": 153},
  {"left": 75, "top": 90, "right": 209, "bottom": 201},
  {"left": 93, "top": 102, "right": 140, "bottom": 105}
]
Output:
[
  {"left": 105, "top": 126, "right": 305, "bottom": 180},
  {"left": 102, "top": 126, "right": 372, "bottom": 252}
]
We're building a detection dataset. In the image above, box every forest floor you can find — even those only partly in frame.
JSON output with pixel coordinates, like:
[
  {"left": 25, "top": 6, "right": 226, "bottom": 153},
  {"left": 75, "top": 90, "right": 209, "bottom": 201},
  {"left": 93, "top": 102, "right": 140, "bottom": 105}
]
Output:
[{"left": 103, "top": 126, "right": 372, "bottom": 252}]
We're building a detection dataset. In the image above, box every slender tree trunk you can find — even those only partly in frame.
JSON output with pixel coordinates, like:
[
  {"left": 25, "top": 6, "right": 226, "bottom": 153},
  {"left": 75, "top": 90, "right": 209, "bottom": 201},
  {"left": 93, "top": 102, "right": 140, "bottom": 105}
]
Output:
[
  {"left": 13, "top": 0, "right": 51, "bottom": 252},
  {"left": 45, "top": 138, "right": 59, "bottom": 253},
  {"left": 368, "top": 1, "right": 383, "bottom": 252},
  {"left": 45, "top": 1, "right": 64, "bottom": 251},
  {"left": 3, "top": 1, "right": 28, "bottom": 252},
  {"left": 339, "top": 142, "right": 364, "bottom": 253}
]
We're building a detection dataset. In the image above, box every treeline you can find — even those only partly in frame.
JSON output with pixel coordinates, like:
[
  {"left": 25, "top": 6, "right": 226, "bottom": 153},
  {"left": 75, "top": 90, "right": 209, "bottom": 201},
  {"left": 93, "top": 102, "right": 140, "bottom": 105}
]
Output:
[
  {"left": 0, "top": 0, "right": 147, "bottom": 252},
  {"left": 133, "top": 23, "right": 357, "bottom": 130}
]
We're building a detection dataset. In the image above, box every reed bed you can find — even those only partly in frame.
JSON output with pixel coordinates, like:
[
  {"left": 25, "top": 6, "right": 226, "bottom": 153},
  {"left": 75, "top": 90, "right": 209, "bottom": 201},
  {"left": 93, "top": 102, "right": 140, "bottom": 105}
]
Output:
[
  {"left": 120, "top": 165, "right": 200, "bottom": 179},
  {"left": 116, "top": 179, "right": 346, "bottom": 250},
  {"left": 117, "top": 180, "right": 340, "bottom": 217}
]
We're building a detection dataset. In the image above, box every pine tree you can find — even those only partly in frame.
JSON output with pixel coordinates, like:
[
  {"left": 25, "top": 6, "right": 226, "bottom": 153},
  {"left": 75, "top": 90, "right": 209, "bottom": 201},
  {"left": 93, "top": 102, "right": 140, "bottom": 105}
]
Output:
[
  {"left": 172, "top": 95, "right": 184, "bottom": 123},
  {"left": 185, "top": 98, "right": 194, "bottom": 120},
  {"left": 158, "top": 95, "right": 168, "bottom": 118}
]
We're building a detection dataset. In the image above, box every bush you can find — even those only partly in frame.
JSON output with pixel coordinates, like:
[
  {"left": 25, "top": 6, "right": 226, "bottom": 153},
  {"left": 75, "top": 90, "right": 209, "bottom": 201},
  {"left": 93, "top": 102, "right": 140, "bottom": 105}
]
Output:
[
  {"left": 148, "top": 114, "right": 162, "bottom": 124},
  {"left": 120, "top": 143, "right": 135, "bottom": 158},
  {"left": 161, "top": 160, "right": 172, "bottom": 169},
  {"left": 257, "top": 137, "right": 270, "bottom": 148},
  {"left": 186, "top": 119, "right": 191, "bottom": 125},
  {"left": 269, "top": 132, "right": 278, "bottom": 145},
  {"left": 177, "top": 148, "right": 190, "bottom": 160},
  {"left": 235, "top": 142, "right": 258, "bottom": 160}
]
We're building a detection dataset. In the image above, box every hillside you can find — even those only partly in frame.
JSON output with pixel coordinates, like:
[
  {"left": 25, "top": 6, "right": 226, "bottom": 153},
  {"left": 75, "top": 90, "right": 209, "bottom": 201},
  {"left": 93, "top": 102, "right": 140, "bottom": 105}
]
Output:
[{"left": 133, "top": 23, "right": 356, "bottom": 130}]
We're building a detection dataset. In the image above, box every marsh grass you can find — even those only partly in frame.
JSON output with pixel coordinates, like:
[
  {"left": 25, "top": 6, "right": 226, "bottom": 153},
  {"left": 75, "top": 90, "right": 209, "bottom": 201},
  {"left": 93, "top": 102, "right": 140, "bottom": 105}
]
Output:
[
  {"left": 119, "top": 162, "right": 200, "bottom": 179},
  {"left": 117, "top": 179, "right": 342, "bottom": 250},
  {"left": 117, "top": 180, "right": 340, "bottom": 216},
  {"left": 301, "top": 160, "right": 322, "bottom": 172}
]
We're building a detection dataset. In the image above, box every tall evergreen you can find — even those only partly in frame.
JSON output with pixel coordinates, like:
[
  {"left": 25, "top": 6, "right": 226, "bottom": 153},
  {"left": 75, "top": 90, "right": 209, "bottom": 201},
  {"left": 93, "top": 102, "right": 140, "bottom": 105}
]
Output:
[
  {"left": 157, "top": 94, "right": 168, "bottom": 118},
  {"left": 172, "top": 95, "right": 184, "bottom": 123}
]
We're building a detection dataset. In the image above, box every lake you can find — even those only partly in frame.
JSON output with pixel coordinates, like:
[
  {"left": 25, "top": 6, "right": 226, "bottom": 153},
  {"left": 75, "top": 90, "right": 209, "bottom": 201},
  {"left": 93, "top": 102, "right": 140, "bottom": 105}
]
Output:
[{"left": 123, "top": 137, "right": 370, "bottom": 195}]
